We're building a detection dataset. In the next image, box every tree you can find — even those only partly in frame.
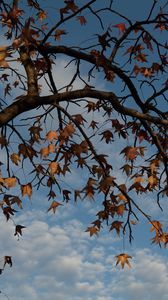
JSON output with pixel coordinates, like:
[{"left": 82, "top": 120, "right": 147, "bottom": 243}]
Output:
[{"left": 0, "top": 0, "right": 167, "bottom": 270}]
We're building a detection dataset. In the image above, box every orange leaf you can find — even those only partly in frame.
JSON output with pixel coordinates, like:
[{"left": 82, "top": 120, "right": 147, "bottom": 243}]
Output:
[
  {"left": 21, "top": 183, "right": 32, "bottom": 199},
  {"left": 49, "top": 161, "right": 58, "bottom": 175},
  {"left": 150, "top": 220, "right": 163, "bottom": 234},
  {"left": 10, "top": 153, "right": 21, "bottom": 165},
  {"left": 47, "top": 200, "right": 63, "bottom": 213},
  {"left": 46, "top": 130, "right": 58, "bottom": 141},
  {"left": 40, "top": 146, "right": 49, "bottom": 158},
  {"left": 37, "top": 10, "right": 47, "bottom": 22},
  {"left": 4, "top": 177, "right": 17, "bottom": 188},
  {"left": 134, "top": 53, "right": 147, "bottom": 62},
  {"left": 115, "top": 253, "right": 132, "bottom": 269},
  {"left": 55, "top": 29, "right": 67, "bottom": 41},
  {"left": 77, "top": 16, "right": 86, "bottom": 25},
  {"left": 113, "top": 23, "right": 126, "bottom": 34}
]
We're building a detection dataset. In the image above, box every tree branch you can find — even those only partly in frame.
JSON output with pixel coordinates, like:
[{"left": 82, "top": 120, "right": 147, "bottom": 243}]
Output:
[{"left": 0, "top": 89, "right": 167, "bottom": 127}]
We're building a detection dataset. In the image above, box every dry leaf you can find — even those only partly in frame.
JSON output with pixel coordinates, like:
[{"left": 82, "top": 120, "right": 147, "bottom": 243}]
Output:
[
  {"left": 21, "top": 183, "right": 32, "bottom": 199},
  {"left": 115, "top": 253, "right": 132, "bottom": 268},
  {"left": 47, "top": 200, "right": 63, "bottom": 213}
]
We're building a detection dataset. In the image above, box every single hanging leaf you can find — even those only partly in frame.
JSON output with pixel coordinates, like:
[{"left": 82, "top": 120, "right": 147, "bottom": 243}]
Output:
[
  {"left": 21, "top": 183, "right": 32, "bottom": 199},
  {"left": 110, "top": 221, "right": 123, "bottom": 236},
  {"left": 14, "top": 225, "right": 26, "bottom": 236},
  {"left": 115, "top": 253, "right": 132, "bottom": 269},
  {"left": 47, "top": 200, "right": 63, "bottom": 214}
]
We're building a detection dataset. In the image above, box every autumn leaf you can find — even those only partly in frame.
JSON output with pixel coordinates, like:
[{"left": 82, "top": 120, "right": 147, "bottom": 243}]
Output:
[
  {"left": 10, "top": 153, "right": 21, "bottom": 165},
  {"left": 55, "top": 29, "right": 67, "bottom": 41},
  {"left": 115, "top": 253, "right": 132, "bottom": 269},
  {"left": 89, "top": 120, "right": 98, "bottom": 130},
  {"left": 116, "top": 204, "right": 125, "bottom": 216},
  {"left": 85, "top": 226, "right": 99, "bottom": 237},
  {"left": 3, "top": 206, "right": 17, "bottom": 221},
  {"left": 113, "top": 23, "right": 126, "bottom": 34},
  {"left": 40, "top": 146, "right": 49, "bottom": 158},
  {"left": 21, "top": 183, "right": 32, "bottom": 199},
  {"left": 27, "top": 0, "right": 40, "bottom": 10},
  {"left": 49, "top": 161, "right": 59, "bottom": 175},
  {"left": 77, "top": 16, "right": 86, "bottom": 25},
  {"left": 4, "top": 177, "right": 17, "bottom": 189},
  {"left": 46, "top": 130, "right": 58, "bottom": 141},
  {"left": 148, "top": 175, "right": 158, "bottom": 188},
  {"left": 10, "top": 196, "right": 23, "bottom": 209},
  {"left": 0, "top": 136, "right": 8, "bottom": 148},
  {"left": 37, "top": 10, "right": 47, "bottom": 22},
  {"left": 150, "top": 220, "right": 163, "bottom": 235},
  {"left": 47, "top": 200, "right": 63, "bottom": 213},
  {"left": 3, "top": 256, "right": 12, "bottom": 268},
  {"left": 101, "top": 130, "right": 113, "bottom": 143},
  {"left": 120, "top": 146, "right": 139, "bottom": 161},
  {"left": 110, "top": 221, "right": 123, "bottom": 235},
  {"left": 134, "top": 53, "right": 147, "bottom": 62},
  {"left": 14, "top": 225, "right": 26, "bottom": 236},
  {"left": 62, "top": 189, "right": 71, "bottom": 202}
]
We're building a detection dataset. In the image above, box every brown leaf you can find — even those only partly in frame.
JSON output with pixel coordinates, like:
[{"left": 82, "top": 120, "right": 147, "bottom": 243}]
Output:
[
  {"left": 113, "top": 23, "right": 126, "bottom": 34},
  {"left": 21, "top": 183, "right": 32, "bottom": 199},
  {"left": 55, "top": 29, "right": 67, "bottom": 41},
  {"left": 10, "top": 153, "right": 21, "bottom": 165},
  {"left": 47, "top": 200, "right": 63, "bottom": 213},
  {"left": 49, "top": 161, "right": 59, "bottom": 175},
  {"left": 115, "top": 253, "right": 132, "bottom": 269},
  {"left": 77, "top": 16, "right": 86, "bottom": 25},
  {"left": 110, "top": 221, "right": 123, "bottom": 235},
  {"left": 14, "top": 225, "right": 26, "bottom": 236},
  {"left": 85, "top": 226, "right": 99, "bottom": 236},
  {"left": 3, "top": 256, "right": 12, "bottom": 268}
]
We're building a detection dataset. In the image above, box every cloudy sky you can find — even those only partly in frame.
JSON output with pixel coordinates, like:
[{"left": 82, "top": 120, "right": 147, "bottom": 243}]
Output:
[{"left": 0, "top": 0, "right": 168, "bottom": 299}]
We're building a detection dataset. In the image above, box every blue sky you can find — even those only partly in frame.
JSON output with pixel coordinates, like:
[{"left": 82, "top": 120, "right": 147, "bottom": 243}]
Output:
[{"left": 0, "top": 0, "right": 168, "bottom": 299}]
